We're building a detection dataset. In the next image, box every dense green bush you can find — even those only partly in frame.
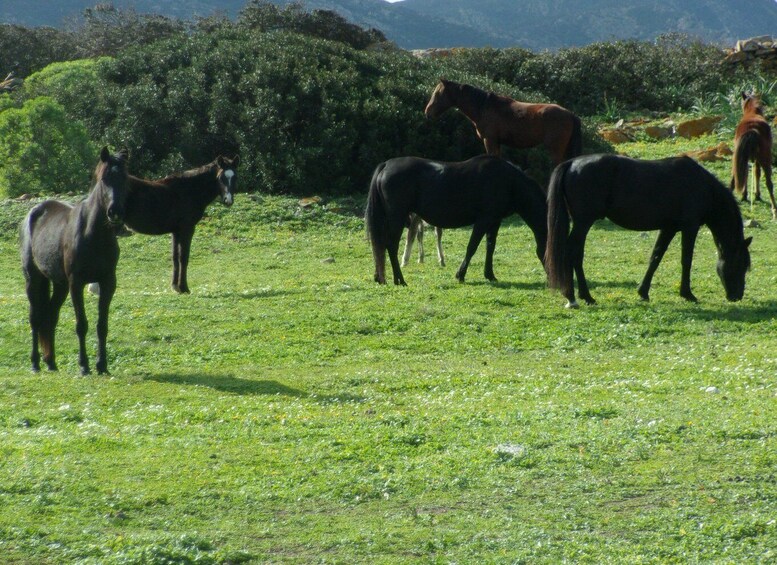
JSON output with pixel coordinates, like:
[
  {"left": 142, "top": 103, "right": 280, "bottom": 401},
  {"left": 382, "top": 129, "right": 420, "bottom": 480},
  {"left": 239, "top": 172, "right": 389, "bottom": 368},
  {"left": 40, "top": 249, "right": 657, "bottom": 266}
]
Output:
[
  {"left": 0, "top": 96, "right": 97, "bottom": 198},
  {"left": 447, "top": 35, "right": 750, "bottom": 115}
]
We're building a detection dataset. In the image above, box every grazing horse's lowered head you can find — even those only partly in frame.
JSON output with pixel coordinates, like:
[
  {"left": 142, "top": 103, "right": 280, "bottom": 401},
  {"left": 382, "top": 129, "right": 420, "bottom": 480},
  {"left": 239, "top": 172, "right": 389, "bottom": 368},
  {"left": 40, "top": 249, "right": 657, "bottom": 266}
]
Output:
[
  {"left": 716, "top": 235, "right": 752, "bottom": 302},
  {"left": 95, "top": 146, "right": 130, "bottom": 225},
  {"left": 215, "top": 155, "right": 240, "bottom": 207}
]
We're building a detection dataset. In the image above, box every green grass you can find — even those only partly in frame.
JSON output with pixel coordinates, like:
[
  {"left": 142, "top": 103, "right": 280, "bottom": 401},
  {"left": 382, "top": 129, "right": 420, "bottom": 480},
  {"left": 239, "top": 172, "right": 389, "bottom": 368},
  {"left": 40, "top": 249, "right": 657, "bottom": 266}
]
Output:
[{"left": 1, "top": 137, "right": 776, "bottom": 563}]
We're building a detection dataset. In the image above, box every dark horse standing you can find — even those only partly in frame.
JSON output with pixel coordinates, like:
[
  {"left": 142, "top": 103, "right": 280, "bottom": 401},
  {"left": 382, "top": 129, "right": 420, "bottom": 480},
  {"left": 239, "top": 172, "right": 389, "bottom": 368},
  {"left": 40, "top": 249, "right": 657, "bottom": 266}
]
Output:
[
  {"left": 731, "top": 92, "right": 776, "bottom": 219},
  {"left": 366, "top": 155, "right": 548, "bottom": 285},
  {"left": 545, "top": 154, "right": 751, "bottom": 308},
  {"left": 20, "top": 147, "right": 129, "bottom": 374},
  {"left": 424, "top": 79, "right": 582, "bottom": 164},
  {"left": 121, "top": 155, "right": 239, "bottom": 293}
]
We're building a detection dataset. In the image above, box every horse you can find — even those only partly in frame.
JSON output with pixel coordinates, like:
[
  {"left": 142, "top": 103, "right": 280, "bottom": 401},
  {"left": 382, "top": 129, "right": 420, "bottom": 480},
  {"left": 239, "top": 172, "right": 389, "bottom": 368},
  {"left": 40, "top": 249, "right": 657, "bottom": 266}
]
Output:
[
  {"left": 424, "top": 78, "right": 582, "bottom": 165},
  {"left": 365, "top": 154, "right": 548, "bottom": 285},
  {"left": 545, "top": 154, "right": 752, "bottom": 308},
  {"left": 401, "top": 213, "right": 445, "bottom": 267},
  {"left": 121, "top": 155, "right": 239, "bottom": 294},
  {"left": 20, "top": 147, "right": 130, "bottom": 375},
  {"left": 730, "top": 92, "right": 777, "bottom": 219}
]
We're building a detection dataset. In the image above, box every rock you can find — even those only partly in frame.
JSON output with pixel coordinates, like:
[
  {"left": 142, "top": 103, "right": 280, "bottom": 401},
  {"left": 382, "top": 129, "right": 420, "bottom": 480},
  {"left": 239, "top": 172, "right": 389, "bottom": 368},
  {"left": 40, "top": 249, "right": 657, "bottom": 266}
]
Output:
[
  {"left": 715, "top": 142, "right": 733, "bottom": 157},
  {"left": 683, "top": 147, "right": 722, "bottom": 162},
  {"left": 599, "top": 128, "right": 632, "bottom": 144},
  {"left": 15, "top": 193, "right": 34, "bottom": 201},
  {"left": 298, "top": 196, "right": 322, "bottom": 208},
  {"left": 705, "top": 386, "right": 720, "bottom": 394},
  {"left": 745, "top": 219, "right": 761, "bottom": 229},
  {"left": 676, "top": 116, "right": 722, "bottom": 139},
  {"left": 644, "top": 125, "right": 673, "bottom": 140},
  {"left": 322, "top": 257, "right": 335, "bottom": 264}
]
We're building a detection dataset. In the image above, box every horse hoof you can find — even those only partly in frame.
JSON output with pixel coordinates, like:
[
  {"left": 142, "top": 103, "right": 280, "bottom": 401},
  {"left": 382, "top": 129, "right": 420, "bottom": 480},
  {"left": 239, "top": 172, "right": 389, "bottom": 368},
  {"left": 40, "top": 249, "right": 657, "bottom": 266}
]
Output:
[
  {"left": 565, "top": 300, "right": 579, "bottom": 309},
  {"left": 80, "top": 366, "right": 91, "bottom": 376},
  {"left": 681, "top": 293, "right": 698, "bottom": 303},
  {"left": 584, "top": 297, "right": 597, "bottom": 306}
]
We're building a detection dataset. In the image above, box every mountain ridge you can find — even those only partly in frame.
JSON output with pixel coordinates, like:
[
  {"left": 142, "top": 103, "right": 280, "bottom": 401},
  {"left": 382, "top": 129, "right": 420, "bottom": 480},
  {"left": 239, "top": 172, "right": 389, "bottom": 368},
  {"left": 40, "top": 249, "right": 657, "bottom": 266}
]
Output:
[{"left": 3, "top": 0, "right": 777, "bottom": 50}]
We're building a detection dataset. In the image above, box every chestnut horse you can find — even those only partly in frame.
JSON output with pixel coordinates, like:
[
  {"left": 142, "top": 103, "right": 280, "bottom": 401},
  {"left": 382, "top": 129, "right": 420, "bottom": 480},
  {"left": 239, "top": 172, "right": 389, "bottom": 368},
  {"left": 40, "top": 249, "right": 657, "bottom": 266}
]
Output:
[
  {"left": 424, "top": 79, "right": 582, "bottom": 164},
  {"left": 730, "top": 92, "right": 776, "bottom": 219},
  {"left": 20, "top": 147, "right": 129, "bottom": 375}
]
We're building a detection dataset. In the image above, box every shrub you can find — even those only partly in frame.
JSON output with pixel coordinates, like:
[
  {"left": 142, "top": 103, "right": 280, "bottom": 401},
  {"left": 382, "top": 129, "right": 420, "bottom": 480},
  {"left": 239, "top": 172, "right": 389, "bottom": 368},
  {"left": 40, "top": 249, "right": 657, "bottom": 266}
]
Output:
[{"left": 0, "top": 96, "right": 97, "bottom": 198}]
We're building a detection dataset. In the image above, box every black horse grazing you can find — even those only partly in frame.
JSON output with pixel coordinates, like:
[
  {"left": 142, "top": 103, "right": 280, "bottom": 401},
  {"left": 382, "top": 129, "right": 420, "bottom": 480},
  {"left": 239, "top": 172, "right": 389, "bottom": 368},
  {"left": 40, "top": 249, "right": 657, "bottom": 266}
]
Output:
[
  {"left": 20, "top": 147, "right": 129, "bottom": 375},
  {"left": 545, "top": 154, "right": 752, "bottom": 308},
  {"left": 365, "top": 155, "right": 548, "bottom": 285},
  {"left": 122, "top": 155, "right": 239, "bottom": 294}
]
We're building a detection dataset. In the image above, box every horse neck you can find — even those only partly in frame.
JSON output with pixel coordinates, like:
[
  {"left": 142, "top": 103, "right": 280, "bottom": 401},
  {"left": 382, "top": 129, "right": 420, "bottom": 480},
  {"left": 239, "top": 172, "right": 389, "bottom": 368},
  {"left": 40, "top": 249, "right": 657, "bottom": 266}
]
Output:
[
  {"left": 163, "top": 166, "right": 220, "bottom": 207},
  {"left": 449, "top": 85, "right": 483, "bottom": 123},
  {"left": 514, "top": 183, "right": 548, "bottom": 244},
  {"left": 705, "top": 188, "right": 742, "bottom": 257},
  {"left": 79, "top": 182, "right": 113, "bottom": 236}
]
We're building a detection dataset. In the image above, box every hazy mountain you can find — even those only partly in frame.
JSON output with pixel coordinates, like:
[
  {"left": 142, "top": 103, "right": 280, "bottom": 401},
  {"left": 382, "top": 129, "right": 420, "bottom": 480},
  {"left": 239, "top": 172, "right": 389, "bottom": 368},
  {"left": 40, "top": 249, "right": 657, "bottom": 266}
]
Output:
[{"left": 3, "top": 0, "right": 777, "bottom": 50}]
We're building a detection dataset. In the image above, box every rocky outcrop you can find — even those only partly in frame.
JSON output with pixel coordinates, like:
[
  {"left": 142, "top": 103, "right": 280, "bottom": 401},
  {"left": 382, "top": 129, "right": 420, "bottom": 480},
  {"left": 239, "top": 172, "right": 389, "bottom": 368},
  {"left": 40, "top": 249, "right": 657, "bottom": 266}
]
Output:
[{"left": 724, "top": 36, "right": 777, "bottom": 71}]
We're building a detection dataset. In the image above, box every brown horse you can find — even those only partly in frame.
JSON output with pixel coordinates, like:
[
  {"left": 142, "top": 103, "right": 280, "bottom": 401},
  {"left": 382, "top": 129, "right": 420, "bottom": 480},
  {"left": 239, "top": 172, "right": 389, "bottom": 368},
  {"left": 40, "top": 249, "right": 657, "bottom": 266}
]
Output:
[
  {"left": 20, "top": 147, "right": 129, "bottom": 375},
  {"left": 731, "top": 92, "right": 776, "bottom": 219},
  {"left": 424, "top": 79, "right": 582, "bottom": 164}
]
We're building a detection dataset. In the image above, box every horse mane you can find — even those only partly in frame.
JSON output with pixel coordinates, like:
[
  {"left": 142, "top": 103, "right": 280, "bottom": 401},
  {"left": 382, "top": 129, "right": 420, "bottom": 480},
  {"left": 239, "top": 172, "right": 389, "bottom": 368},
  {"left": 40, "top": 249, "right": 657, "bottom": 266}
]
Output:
[
  {"left": 454, "top": 81, "right": 494, "bottom": 111},
  {"left": 158, "top": 161, "right": 218, "bottom": 187}
]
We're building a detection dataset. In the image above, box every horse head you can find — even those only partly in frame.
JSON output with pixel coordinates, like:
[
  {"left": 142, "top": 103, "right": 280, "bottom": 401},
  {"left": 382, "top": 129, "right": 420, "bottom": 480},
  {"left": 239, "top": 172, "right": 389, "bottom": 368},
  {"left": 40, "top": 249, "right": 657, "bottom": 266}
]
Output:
[
  {"left": 717, "top": 235, "right": 752, "bottom": 301},
  {"left": 424, "top": 79, "right": 455, "bottom": 119},
  {"left": 95, "top": 146, "right": 130, "bottom": 225},
  {"left": 215, "top": 155, "right": 239, "bottom": 207},
  {"left": 741, "top": 92, "right": 765, "bottom": 116}
]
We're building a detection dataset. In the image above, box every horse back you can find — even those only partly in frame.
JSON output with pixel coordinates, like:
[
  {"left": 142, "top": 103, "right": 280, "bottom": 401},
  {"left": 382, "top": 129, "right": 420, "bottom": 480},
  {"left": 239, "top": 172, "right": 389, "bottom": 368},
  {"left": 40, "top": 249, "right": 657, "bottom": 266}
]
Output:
[
  {"left": 565, "top": 155, "right": 714, "bottom": 230},
  {"left": 124, "top": 177, "right": 185, "bottom": 235},
  {"left": 21, "top": 200, "right": 74, "bottom": 283},
  {"left": 735, "top": 116, "right": 772, "bottom": 146}
]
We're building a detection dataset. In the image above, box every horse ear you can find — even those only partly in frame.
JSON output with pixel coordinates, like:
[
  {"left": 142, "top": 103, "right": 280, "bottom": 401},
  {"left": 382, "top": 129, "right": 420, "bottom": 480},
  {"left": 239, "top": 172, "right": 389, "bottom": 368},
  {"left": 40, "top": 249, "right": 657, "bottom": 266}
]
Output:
[
  {"left": 100, "top": 146, "right": 110, "bottom": 162},
  {"left": 118, "top": 147, "right": 130, "bottom": 161},
  {"left": 216, "top": 155, "right": 226, "bottom": 168},
  {"left": 745, "top": 236, "right": 752, "bottom": 248},
  {"left": 232, "top": 154, "right": 240, "bottom": 166},
  {"left": 741, "top": 91, "right": 748, "bottom": 100}
]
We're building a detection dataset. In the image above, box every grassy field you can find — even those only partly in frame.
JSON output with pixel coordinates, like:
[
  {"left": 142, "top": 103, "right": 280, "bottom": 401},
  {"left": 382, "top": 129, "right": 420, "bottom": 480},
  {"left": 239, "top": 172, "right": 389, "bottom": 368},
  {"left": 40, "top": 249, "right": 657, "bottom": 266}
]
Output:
[{"left": 0, "top": 132, "right": 776, "bottom": 563}]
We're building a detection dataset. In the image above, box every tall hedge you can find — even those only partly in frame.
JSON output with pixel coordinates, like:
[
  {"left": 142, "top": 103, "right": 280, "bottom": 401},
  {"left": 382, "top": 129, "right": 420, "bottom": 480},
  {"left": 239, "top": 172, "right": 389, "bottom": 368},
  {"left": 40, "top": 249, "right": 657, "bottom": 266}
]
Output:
[{"left": 0, "top": 96, "right": 97, "bottom": 198}]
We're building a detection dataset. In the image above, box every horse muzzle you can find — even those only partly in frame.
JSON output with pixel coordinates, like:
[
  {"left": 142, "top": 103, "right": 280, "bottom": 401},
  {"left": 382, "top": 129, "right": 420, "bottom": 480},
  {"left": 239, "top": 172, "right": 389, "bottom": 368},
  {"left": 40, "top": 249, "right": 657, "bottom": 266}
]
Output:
[{"left": 221, "top": 193, "right": 234, "bottom": 207}]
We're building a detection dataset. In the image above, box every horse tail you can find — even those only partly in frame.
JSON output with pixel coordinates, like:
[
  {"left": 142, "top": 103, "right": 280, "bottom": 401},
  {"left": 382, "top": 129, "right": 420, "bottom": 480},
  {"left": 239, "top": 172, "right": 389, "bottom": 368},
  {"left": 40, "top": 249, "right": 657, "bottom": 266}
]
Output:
[
  {"left": 545, "top": 160, "right": 572, "bottom": 290},
  {"left": 564, "top": 115, "right": 583, "bottom": 160},
  {"left": 732, "top": 129, "right": 759, "bottom": 194},
  {"left": 365, "top": 162, "right": 388, "bottom": 283}
]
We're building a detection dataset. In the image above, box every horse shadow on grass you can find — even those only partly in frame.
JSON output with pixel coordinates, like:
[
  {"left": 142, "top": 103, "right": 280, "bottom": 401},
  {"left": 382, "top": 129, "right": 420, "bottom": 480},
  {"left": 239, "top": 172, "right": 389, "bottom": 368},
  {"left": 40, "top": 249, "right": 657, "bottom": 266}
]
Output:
[
  {"left": 143, "top": 373, "right": 365, "bottom": 403},
  {"left": 681, "top": 299, "right": 777, "bottom": 324}
]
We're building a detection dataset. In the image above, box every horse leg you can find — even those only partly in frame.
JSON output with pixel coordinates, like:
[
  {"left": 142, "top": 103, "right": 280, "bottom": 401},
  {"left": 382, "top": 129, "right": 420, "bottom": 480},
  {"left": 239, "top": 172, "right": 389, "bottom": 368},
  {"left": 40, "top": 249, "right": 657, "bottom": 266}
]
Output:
[
  {"left": 568, "top": 223, "right": 594, "bottom": 306},
  {"left": 175, "top": 228, "right": 194, "bottom": 294},
  {"left": 401, "top": 217, "right": 418, "bottom": 267},
  {"left": 171, "top": 234, "right": 181, "bottom": 292},
  {"left": 41, "top": 282, "right": 68, "bottom": 371},
  {"left": 435, "top": 227, "right": 445, "bottom": 266},
  {"left": 386, "top": 225, "right": 406, "bottom": 286},
  {"left": 456, "top": 223, "right": 487, "bottom": 283},
  {"left": 761, "top": 159, "right": 777, "bottom": 220},
  {"left": 95, "top": 275, "right": 115, "bottom": 374},
  {"left": 679, "top": 228, "right": 700, "bottom": 302},
  {"left": 483, "top": 138, "right": 501, "bottom": 157},
  {"left": 24, "top": 274, "right": 49, "bottom": 372},
  {"left": 70, "top": 281, "right": 91, "bottom": 375},
  {"left": 638, "top": 229, "right": 676, "bottom": 301},
  {"left": 754, "top": 161, "right": 763, "bottom": 201},
  {"left": 417, "top": 221, "right": 426, "bottom": 264},
  {"left": 483, "top": 224, "right": 501, "bottom": 282}
]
